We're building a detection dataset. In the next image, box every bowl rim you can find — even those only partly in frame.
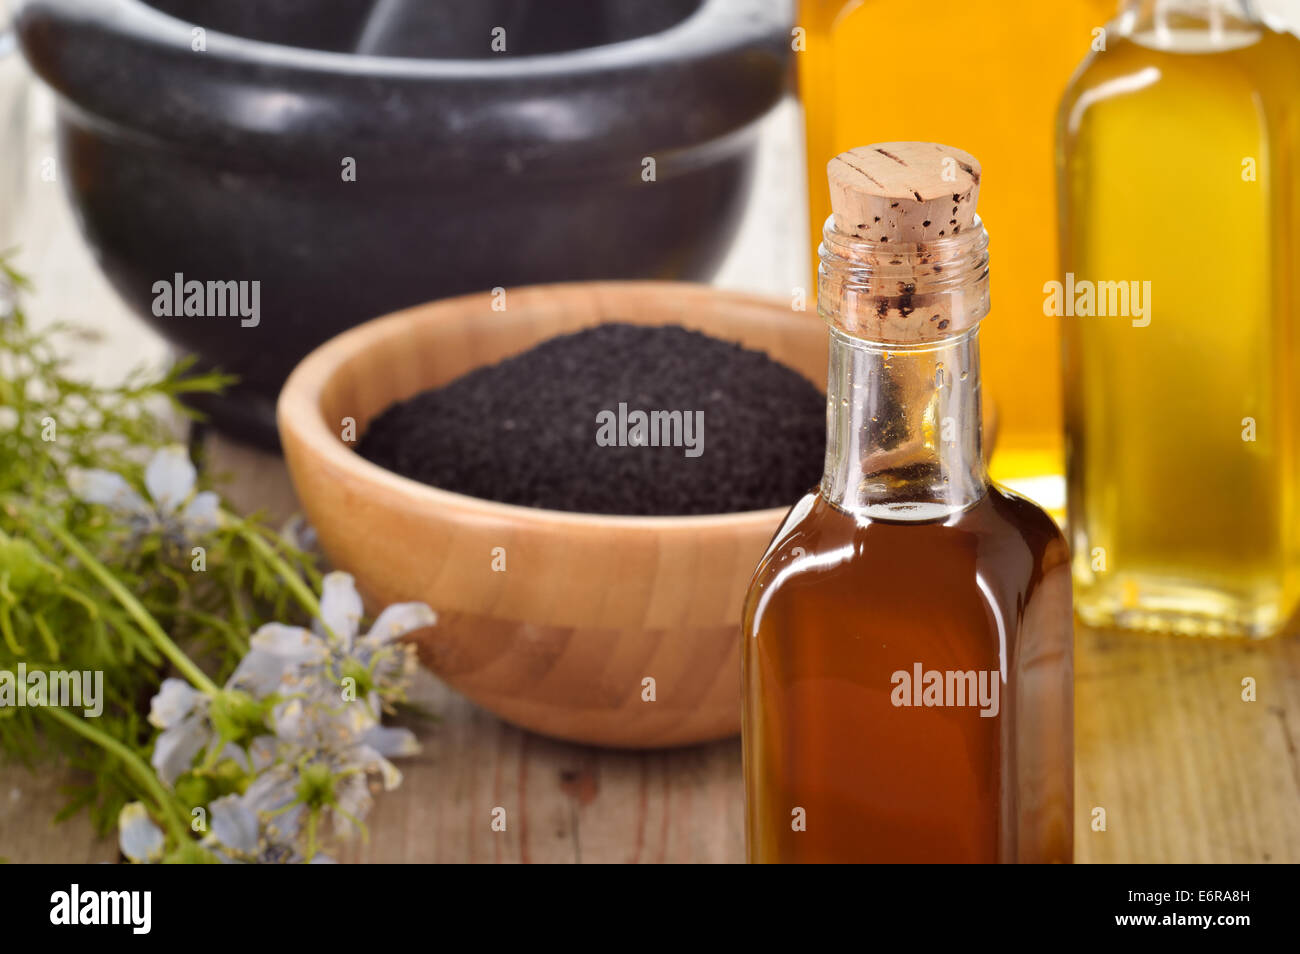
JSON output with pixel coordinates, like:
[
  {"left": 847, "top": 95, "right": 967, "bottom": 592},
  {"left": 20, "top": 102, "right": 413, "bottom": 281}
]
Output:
[
  {"left": 17, "top": 0, "right": 790, "bottom": 165},
  {"left": 276, "top": 280, "right": 816, "bottom": 533},
  {"left": 21, "top": 0, "right": 784, "bottom": 78}
]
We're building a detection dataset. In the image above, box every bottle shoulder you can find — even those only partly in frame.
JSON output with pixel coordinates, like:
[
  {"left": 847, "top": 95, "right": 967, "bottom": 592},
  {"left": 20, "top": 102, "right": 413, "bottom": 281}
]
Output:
[
  {"left": 1061, "top": 27, "right": 1300, "bottom": 118},
  {"left": 744, "top": 486, "right": 1067, "bottom": 613},
  {"left": 987, "top": 484, "right": 1070, "bottom": 565}
]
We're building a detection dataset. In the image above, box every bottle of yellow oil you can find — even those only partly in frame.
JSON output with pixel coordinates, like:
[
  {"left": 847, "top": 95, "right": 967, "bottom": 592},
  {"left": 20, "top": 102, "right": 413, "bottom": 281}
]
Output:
[
  {"left": 1058, "top": 0, "right": 1300, "bottom": 636},
  {"left": 798, "top": 0, "right": 1115, "bottom": 507}
]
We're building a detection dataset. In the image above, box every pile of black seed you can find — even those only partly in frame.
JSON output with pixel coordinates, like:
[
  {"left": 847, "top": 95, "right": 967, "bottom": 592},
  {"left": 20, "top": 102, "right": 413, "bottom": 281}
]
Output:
[{"left": 356, "top": 323, "right": 826, "bottom": 516}]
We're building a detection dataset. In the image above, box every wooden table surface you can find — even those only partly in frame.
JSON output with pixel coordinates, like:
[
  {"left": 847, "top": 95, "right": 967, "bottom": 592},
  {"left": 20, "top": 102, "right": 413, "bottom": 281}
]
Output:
[{"left": 6, "top": 431, "right": 1298, "bottom": 863}]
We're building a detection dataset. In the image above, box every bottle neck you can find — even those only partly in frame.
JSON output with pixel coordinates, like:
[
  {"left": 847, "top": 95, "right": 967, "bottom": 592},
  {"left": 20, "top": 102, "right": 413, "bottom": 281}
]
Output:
[
  {"left": 1121, "top": 0, "right": 1259, "bottom": 30},
  {"left": 821, "top": 327, "right": 987, "bottom": 520},
  {"left": 816, "top": 210, "right": 991, "bottom": 520}
]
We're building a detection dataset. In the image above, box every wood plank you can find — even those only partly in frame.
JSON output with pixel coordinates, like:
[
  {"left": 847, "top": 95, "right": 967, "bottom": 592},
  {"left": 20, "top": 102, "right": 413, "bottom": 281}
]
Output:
[
  {"left": 0, "top": 769, "right": 118, "bottom": 864},
  {"left": 1074, "top": 626, "right": 1300, "bottom": 863},
  {"left": 332, "top": 671, "right": 745, "bottom": 864}
]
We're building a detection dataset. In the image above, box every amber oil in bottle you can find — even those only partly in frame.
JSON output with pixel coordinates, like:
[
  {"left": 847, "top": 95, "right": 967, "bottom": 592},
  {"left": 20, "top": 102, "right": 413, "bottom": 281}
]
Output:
[{"left": 742, "top": 143, "right": 1074, "bottom": 863}]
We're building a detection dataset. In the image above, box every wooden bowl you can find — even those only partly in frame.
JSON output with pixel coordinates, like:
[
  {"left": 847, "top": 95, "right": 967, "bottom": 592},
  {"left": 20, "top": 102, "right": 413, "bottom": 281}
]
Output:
[{"left": 278, "top": 281, "right": 996, "bottom": 748}]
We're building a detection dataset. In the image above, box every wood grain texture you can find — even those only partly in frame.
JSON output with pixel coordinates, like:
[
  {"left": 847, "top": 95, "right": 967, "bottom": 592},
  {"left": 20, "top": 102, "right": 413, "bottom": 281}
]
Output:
[
  {"left": 1074, "top": 627, "right": 1300, "bottom": 863},
  {"left": 0, "top": 769, "right": 118, "bottom": 863}
]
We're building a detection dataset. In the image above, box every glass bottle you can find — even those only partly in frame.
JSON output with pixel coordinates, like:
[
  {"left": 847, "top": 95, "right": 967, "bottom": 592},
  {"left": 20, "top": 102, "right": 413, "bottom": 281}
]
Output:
[
  {"left": 797, "top": 0, "right": 1115, "bottom": 506},
  {"left": 1058, "top": 0, "right": 1300, "bottom": 637},
  {"left": 742, "top": 143, "right": 1074, "bottom": 863}
]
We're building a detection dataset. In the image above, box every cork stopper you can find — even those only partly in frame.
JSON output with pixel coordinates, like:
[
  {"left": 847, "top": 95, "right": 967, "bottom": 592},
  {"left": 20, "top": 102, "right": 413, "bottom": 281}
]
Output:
[
  {"left": 827, "top": 142, "right": 981, "bottom": 243},
  {"left": 819, "top": 142, "right": 989, "bottom": 344}
]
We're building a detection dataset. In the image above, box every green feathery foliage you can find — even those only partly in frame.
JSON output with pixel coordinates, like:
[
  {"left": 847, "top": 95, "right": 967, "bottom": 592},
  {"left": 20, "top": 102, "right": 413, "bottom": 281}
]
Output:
[{"left": 0, "top": 256, "right": 321, "bottom": 835}]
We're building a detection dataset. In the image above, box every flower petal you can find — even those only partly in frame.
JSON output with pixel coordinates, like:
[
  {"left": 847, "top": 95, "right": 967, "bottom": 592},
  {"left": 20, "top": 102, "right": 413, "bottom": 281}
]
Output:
[
  {"left": 151, "top": 713, "right": 209, "bottom": 785},
  {"left": 317, "top": 572, "right": 362, "bottom": 645},
  {"left": 180, "top": 491, "right": 221, "bottom": 535},
  {"left": 333, "top": 774, "right": 374, "bottom": 836},
  {"left": 322, "top": 696, "right": 377, "bottom": 741},
  {"left": 144, "top": 445, "right": 196, "bottom": 515},
  {"left": 362, "top": 602, "right": 436, "bottom": 647},
  {"left": 267, "top": 803, "right": 304, "bottom": 845},
  {"left": 226, "top": 649, "right": 291, "bottom": 698},
  {"left": 361, "top": 724, "right": 420, "bottom": 758},
  {"left": 118, "top": 802, "right": 165, "bottom": 863},
  {"left": 68, "top": 468, "right": 148, "bottom": 515},
  {"left": 148, "top": 678, "right": 202, "bottom": 729},
  {"left": 246, "top": 735, "right": 278, "bottom": 772},
  {"left": 209, "top": 794, "right": 259, "bottom": 856},
  {"left": 243, "top": 766, "right": 296, "bottom": 816},
  {"left": 280, "top": 515, "right": 318, "bottom": 553},
  {"left": 354, "top": 744, "right": 403, "bottom": 791},
  {"left": 270, "top": 698, "right": 310, "bottom": 744},
  {"left": 249, "top": 623, "right": 326, "bottom": 661}
]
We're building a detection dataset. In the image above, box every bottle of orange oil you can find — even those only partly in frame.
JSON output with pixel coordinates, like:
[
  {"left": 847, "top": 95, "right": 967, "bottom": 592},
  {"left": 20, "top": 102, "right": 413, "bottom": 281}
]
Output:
[
  {"left": 1058, "top": 0, "right": 1300, "bottom": 637},
  {"left": 798, "top": 0, "right": 1115, "bottom": 505},
  {"left": 742, "top": 143, "right": 1074, "bottom": 864}
]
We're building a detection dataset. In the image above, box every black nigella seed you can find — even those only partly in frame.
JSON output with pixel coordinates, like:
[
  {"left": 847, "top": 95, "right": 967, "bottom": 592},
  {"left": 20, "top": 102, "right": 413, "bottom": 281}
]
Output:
[{"left": 356, "top": 323, "right": 826, "bottom": 517}]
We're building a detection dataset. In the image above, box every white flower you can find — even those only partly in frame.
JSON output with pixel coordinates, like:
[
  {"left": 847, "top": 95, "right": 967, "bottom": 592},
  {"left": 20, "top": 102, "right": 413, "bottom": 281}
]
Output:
[
  {"left": 206, "top": 792, "right": 327, "bottom": 863},
  {"left": 147, "top": 677, "right": 274, "bottom": 785},
  {"left": 242, "top": 723, "right": 410, "bottom": 843},
  {"left": 69, "top": 445, "right": 220, "bottom": 543},
  {"left": 136, "top": 573, "right": 431, "bottom": 861},
  {"left": 243, "top": 571, "right": 434, "bottom": 728}
]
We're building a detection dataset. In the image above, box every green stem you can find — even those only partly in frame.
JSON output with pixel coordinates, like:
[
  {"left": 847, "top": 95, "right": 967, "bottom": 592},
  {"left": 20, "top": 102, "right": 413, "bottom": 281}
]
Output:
[
  {"left": 0, "top": 602, "right": 21, "bottom": 654},
  {"left": 305, "top": 806, "right": 320, "bottom": 861},
  {"left": 235, "top": 522, "right": 321, "bottom": 620},
  {"left": 43, "top": 705, "right": 189, "bottom": 843},
  {"left": 31, "top": 611, "right": 59, "bottom": 660},
  {"left": 56, "top": 583, "right": 99, "bottom": 620},
  {"left": 44, "top": 519, "right": 219, "bottom": 696}
]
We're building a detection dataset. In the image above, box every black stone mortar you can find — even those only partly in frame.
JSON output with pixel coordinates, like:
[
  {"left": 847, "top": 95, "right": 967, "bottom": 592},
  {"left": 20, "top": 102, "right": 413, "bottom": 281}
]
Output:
[{"left": 16, "top": 0, "right": 791, "bottom": 447}]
